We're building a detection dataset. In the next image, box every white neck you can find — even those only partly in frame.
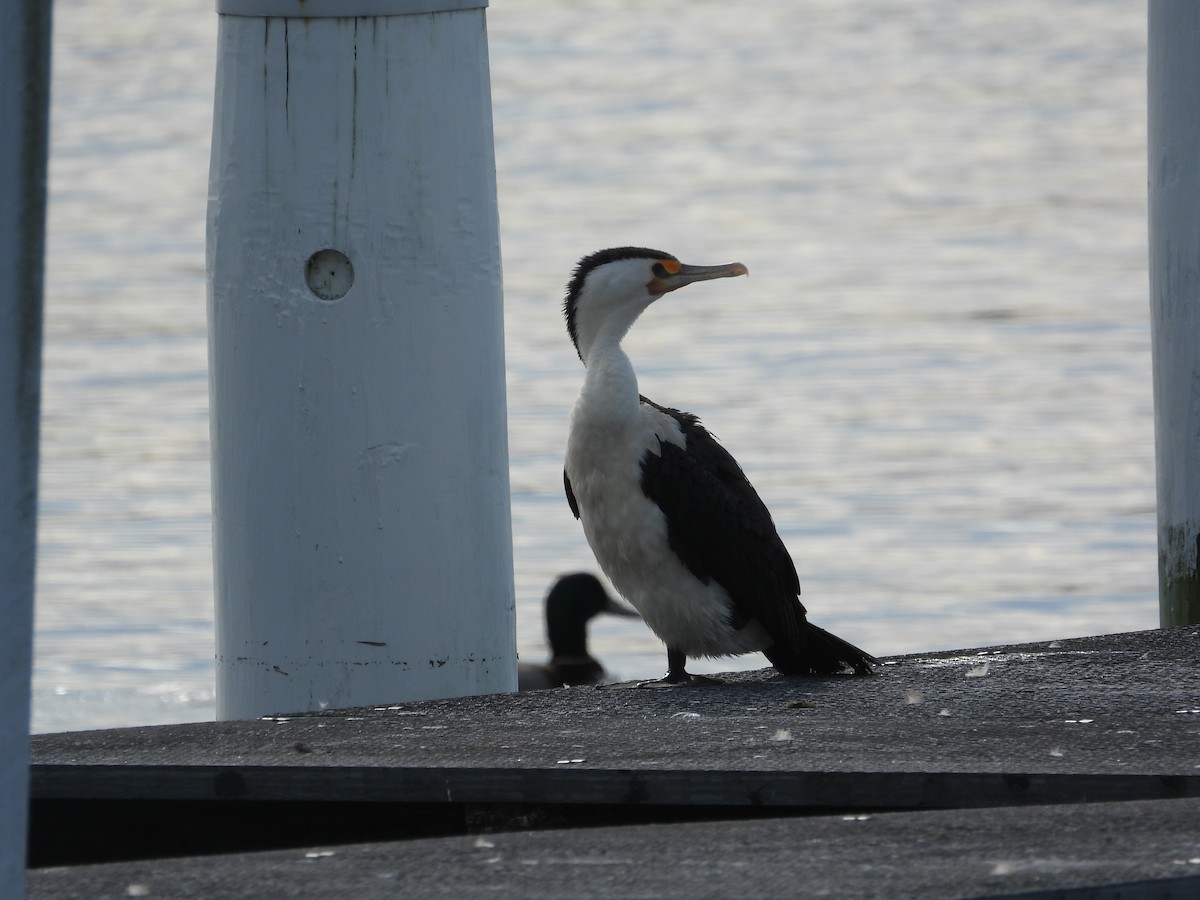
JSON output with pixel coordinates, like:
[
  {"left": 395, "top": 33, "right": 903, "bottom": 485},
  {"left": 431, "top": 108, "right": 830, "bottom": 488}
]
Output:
[
  {"left": 574, "top": 291, "right": 649, "bottom": 366},
  {"left": 577, "top": 338, "right": 641, "bottom": 425},
  {"left": 570, "top": 264, "right": 658, "bottom": 425}
]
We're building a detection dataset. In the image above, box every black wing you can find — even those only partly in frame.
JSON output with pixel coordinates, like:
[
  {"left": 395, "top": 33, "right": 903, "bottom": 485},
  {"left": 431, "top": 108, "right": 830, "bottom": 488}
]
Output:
[
  {"left": 564, "top": 469, "right": 580, "bottom": 519},
  {"left": 637, "top": 396, "right": 809, "bottom": 650}
]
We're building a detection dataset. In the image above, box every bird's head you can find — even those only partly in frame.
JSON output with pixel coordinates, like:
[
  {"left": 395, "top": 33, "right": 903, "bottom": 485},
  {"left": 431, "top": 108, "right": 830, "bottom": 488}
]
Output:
[
  {"left": 545, "top": 573, "right": 638, "bottom": 659},
  {"left": 563, "top": 247, "right": 748, "bottom": 363},
  {"left": 546, "top": 573, "right": 638, "bottom": 626}
]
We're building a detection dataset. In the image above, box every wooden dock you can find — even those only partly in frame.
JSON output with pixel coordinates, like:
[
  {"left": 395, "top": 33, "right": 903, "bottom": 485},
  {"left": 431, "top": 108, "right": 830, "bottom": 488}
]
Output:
[{"left": 27, "top": 626, "right": 1200, "bottom": 898}]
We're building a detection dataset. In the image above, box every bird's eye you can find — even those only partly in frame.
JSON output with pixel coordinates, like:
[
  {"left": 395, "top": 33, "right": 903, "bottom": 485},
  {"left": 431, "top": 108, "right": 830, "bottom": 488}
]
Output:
[{"left": 652, "top": 260, "right": 681, "bottom": 278}]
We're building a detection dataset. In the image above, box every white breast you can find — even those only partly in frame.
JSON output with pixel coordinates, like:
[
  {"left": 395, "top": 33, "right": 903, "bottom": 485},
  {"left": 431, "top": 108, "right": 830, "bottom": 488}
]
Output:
[{"left": 565, "top": 400, "right": 771, "bottom": 659}]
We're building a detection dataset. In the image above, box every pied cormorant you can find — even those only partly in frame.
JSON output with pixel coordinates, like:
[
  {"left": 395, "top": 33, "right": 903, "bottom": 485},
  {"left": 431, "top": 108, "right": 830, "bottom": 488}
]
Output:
[
  {"left": 517, "top": 572, "right": 639, "bottom": 691},
  {"left": 562, "top": 246, "right": 874, "bottom": 685}
]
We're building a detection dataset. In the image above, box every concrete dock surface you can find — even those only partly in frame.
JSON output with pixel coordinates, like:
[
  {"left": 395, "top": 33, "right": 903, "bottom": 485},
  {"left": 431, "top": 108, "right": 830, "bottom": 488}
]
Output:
[{"left": 26, "top": 626, "right": 1200, "bottom": 897}]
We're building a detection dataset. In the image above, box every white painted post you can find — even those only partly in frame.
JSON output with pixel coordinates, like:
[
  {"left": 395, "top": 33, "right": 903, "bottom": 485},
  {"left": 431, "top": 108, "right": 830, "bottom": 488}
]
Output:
[
  {"left": 0, "top": 0, "right": 51, "bottom": 892},
  {"left": 209, "top": 0, "right": 516, "bottom": 719},
  {"left": 1149, "top": 1, "right": 1200, "bottom": 627}
]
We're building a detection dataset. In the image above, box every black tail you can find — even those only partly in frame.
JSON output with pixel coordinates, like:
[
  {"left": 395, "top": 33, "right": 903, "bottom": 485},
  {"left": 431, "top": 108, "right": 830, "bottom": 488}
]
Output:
[{"left": 765, "top": 623, "right": 875, "bottom": 676}]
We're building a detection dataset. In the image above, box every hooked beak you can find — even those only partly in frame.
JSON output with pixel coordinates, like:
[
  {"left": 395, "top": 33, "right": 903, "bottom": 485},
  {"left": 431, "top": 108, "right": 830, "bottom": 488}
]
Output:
[{"left": 650, "top": 261, "right": 749, "bottom": 297}]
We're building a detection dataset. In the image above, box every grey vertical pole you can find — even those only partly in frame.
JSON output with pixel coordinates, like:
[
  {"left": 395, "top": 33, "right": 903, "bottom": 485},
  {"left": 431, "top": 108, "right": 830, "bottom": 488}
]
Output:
[
  {"left": 209, "top": 0, "right": 517, "bottom": 719},
  {"left": 0, "top": 0, "right": 52, "bottom": 891},
  {"left": 1149, "top": 1, "right": 1200, "bottom": 627}
]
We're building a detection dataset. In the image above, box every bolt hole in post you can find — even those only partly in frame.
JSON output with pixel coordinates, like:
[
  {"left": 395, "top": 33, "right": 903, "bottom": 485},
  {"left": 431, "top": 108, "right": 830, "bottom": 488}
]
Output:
[{"left": 305, "top": 249, "right": 354, "bottom": 301}]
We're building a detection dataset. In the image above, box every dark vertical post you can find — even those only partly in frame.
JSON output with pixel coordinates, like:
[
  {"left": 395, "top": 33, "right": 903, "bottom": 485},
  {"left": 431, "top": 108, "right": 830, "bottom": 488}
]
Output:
[
  {"left": 0, "top": 0, "right": 52, "bottom": 890},
  {"left": 1149, "top": 1, "right": 1200, "bottom": 626}
]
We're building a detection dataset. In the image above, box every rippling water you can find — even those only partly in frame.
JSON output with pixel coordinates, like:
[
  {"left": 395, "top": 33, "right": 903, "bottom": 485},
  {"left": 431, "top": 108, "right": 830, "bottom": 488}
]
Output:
[{"left": 33, "top": 0, "right": 1153, "bottom": 732}]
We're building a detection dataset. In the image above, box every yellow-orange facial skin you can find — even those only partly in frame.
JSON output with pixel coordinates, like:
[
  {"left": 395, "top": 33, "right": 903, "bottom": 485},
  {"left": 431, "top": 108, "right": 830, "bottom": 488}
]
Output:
[{"left": 647, "top": 259, "right": 749, "bottom": 297}]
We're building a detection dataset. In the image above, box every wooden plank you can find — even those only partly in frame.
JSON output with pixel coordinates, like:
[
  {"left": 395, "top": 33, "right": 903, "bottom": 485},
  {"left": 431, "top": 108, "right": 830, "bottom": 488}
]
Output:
[
  {"left": 28, "top": 798, "right": 1200, "bottom": 899},
  {"left": 31, "top": 763, "right": 1200, "bottom": 810}
]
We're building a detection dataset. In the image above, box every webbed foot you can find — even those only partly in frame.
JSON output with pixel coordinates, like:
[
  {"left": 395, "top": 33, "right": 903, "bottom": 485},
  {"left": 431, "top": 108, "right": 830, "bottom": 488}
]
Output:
[
  {"left": 636, "top": 648, "right": 723, "bottom": 687},
  {"left": 636, "top": 672, "right": 723, "bottom": 688}
]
